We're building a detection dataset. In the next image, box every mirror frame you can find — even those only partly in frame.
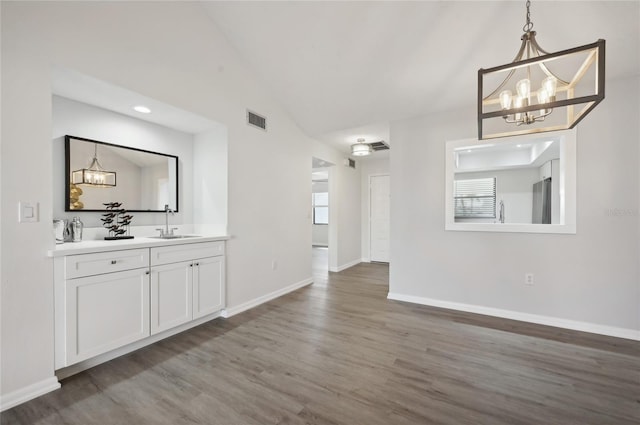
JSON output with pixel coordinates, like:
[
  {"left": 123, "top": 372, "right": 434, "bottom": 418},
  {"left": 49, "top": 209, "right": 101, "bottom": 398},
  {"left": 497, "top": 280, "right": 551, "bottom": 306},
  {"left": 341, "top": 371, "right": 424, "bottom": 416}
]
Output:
[
  {"left": 65, "top": 135, "right": 179, "bottom": 213},
  {"left": 444, "top": 129, "right": 576, "bottom": 234}
]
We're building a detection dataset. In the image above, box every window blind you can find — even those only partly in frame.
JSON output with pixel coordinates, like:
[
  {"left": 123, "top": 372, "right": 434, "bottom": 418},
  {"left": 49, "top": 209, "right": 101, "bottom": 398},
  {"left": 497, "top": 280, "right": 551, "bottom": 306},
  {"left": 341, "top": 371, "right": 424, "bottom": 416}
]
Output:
[{"left": 454, "top": 177, "right": 496, "bottom": 218}]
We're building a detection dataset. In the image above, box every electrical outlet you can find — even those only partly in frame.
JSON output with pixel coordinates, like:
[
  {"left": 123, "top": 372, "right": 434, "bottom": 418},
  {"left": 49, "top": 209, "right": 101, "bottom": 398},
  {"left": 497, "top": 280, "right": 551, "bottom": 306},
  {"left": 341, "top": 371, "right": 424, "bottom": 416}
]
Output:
[
  {"left": 272, "top": 260, "right": 278, "bottom": 271},
  {"left": 525, "top": 273, "right": 534, "bottom": 285}
]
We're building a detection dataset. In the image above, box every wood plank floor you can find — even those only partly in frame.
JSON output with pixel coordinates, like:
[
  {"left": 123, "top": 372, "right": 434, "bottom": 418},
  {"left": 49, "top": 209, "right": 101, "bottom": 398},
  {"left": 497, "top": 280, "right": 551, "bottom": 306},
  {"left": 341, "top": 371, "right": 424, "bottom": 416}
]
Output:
[{"left": 2, "top": 257, "right": 639, "bottom": 424}]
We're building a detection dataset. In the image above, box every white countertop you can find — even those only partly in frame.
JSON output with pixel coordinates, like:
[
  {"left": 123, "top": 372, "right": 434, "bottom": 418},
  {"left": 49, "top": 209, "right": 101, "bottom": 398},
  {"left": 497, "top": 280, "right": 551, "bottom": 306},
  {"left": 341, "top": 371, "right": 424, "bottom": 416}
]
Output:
[{"left": 48, "top": 235, "right": 230, "bottom": 257}]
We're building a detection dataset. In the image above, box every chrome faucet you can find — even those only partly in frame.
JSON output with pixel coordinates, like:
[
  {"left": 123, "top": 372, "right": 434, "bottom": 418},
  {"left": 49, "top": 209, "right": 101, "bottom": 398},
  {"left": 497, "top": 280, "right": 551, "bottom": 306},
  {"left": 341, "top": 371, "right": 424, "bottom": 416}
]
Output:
[
  {"left": 499, "top": 200, "right": 505, "bottom": 223},
  {"left": 156, "top": 204, "right": 177, "bottom": 237}
]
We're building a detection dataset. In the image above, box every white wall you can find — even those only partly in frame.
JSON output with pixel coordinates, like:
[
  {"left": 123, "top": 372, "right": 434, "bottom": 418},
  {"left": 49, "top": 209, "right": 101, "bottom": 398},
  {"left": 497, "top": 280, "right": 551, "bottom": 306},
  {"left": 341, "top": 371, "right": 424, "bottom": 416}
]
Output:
[
  {"left": 360, "top": 158, "right": 390, "bottom": 262},
  {"left": 335, "top": 163, "right": 361, "bottom": 270},
  {"left": 0, "top": 0, "right": 4, "bottom": 413},
  {"left": 390, "top": 75, "right": 640, "bottom": 338},
  {"left": 52, "top": 96, "right": 195, "bottom": 228},
  {"left": 193, "top": 125, "right": 228, "bottom": 236},
  {"left": 0, "top": 1, "right": 360, "bottom": 407}
]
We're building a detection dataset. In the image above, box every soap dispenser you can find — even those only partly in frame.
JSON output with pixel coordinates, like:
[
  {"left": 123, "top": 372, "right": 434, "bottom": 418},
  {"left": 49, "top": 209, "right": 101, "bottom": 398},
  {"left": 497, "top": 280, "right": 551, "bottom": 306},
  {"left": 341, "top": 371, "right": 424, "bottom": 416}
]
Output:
[{"left": 71, "top": 216, "right": 84, "bottom": 242}]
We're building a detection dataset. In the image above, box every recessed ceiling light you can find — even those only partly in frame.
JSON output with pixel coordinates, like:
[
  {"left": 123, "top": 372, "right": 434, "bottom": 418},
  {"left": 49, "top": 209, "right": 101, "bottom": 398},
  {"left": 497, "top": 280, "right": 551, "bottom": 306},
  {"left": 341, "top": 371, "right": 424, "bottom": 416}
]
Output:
[{"left": 133, "top": 105, "right": 151, "bottom": 114}]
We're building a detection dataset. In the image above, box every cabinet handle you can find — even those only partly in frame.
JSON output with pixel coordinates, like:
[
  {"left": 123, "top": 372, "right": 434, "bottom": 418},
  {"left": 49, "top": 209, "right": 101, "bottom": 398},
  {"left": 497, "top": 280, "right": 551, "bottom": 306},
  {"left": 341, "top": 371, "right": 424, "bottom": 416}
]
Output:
[
  {"left": 189, "top": 263, "right": 193, "bottom": 267},
  {"left": 195, "top": 262, "right": 200, "bottom": 266},
  {"left": 145, "top": 271, "right": 150, "bottom": 275},
  {"left": 111, "top": 260, "right": 117, "bottom": 264}
]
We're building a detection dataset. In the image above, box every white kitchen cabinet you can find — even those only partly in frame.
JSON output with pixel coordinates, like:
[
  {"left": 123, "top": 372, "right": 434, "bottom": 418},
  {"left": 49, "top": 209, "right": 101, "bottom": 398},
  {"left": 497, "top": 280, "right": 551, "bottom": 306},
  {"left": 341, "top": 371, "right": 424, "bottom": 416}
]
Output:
[
  {"left": 150, "top": 261, "right": 193, "bottom": 334},
  {"left": 53, "top": 239, "right": 226, "bottom": 371},
  {"left": 55, "top": 249, "right": 151, "bottom": 369},
  {"left": 193, "top": 255, "right": 225, "bottom": 319},
  {"left": 64, "top": 267, "right": 150, "bottom": 366},
  {"left": 150, "top": 241, "right": 226, "bottom": 330}
]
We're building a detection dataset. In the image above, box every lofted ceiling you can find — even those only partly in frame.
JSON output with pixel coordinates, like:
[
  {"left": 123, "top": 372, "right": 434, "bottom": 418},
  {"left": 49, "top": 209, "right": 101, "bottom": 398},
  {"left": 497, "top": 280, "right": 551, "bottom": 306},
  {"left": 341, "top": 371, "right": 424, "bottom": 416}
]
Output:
[{"left": 201, "top": 1, "right": 640, "bottom": 154}]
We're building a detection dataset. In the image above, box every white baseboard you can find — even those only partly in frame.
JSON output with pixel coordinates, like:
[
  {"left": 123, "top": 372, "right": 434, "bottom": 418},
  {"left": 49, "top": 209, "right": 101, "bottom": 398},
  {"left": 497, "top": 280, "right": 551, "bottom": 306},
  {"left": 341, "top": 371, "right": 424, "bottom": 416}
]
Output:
[
  {"left": 387, "top": 292, "right": 640, "bottom": 341},
  {"left": 329, "top": 258, "right": 361, "bottom": 273},
  {"left": 0, "top": 377, "right": 60, "bottom": 412},
  {"left": 222, "top": 277, "right": 313, "bottom": 318},
  {"left": 361, "top": 257, "right": 370, "bottom": 263}
]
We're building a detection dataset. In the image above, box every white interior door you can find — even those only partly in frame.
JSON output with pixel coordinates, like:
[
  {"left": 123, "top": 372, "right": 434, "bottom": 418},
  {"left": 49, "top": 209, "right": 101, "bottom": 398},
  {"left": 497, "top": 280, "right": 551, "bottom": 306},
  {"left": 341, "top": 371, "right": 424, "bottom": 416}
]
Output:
[{"left": 370, "top": 175, "right": 390, "bottom": 263}]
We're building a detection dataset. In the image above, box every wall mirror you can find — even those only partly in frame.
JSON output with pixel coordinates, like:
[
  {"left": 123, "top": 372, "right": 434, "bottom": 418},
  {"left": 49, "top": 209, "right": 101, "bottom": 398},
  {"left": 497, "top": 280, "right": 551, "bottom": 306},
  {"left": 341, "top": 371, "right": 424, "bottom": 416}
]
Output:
[
  {"left": 445, "top": 129, "right": 576, "bottom": 234},
  {"left": 65, "top": 135, "right": 179, "bottom": 212}
]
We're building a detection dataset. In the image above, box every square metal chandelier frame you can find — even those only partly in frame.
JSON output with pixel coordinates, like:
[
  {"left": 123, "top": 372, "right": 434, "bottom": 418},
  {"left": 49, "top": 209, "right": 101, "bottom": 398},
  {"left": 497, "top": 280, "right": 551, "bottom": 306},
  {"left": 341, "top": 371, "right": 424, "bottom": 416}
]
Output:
[{"left": 478, "top": 39, "right": 605, "bottom": 140}]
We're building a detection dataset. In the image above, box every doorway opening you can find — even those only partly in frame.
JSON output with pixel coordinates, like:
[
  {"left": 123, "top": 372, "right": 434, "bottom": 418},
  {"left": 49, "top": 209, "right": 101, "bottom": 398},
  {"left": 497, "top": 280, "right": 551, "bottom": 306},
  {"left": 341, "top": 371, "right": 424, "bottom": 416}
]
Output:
[{"left": 312, "top": 157, "right": 333, "bottom": 284}]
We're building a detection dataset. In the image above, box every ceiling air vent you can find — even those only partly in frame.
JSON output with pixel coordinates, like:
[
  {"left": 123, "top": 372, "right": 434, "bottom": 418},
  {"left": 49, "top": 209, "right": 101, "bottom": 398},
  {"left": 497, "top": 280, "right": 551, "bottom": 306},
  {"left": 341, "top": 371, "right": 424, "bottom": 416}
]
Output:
[
  {"left": 369, "top": 140, "right": 390, "bottom": 151},
  {"left": 344, "top": 158, "right": 356, "bottom": 169},
  {"left": 247, "top": 110, "right": 267, "bottom": 131}
]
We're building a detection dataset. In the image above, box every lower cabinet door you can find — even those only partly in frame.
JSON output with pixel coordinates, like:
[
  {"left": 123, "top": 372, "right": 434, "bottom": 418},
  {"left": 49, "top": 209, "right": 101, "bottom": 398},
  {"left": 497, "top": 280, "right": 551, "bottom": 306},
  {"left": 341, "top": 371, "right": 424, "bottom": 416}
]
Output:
[
  {"left": 65, "top": 268, "right": 150, "bottom": 366},
  {"left": 150, "top": 261, "right": 193, "bottom": 334},
  {"left": 193, "top": 256, "right": 225, "bottom": 319}
]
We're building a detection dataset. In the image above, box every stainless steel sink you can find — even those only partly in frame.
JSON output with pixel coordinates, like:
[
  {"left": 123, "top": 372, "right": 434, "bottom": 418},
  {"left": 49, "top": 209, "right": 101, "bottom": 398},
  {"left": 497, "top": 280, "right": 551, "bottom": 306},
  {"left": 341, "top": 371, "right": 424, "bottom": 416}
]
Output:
[{"left": 148, "top": 235, "right": 201, "bottom": 239}]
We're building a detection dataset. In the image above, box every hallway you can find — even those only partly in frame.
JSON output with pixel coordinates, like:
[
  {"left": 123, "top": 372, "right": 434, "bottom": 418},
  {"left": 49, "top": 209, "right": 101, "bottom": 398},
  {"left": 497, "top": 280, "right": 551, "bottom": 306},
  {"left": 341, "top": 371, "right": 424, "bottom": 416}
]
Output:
[{"left": 311, "top": 246, "right": 328, "bottom": 286}]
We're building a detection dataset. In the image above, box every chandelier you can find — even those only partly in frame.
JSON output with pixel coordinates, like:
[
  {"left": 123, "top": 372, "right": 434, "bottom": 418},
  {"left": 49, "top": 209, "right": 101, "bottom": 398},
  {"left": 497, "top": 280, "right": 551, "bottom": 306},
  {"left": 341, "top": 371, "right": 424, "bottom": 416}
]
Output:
[
  {"left": 478, "top": 0, "right": 605, "bottom": 140},
  {"left": 351, "top": 138, "right": 372, "bottom": 156},
  {"left": 72, "top": 143, "right": 116, "bottom": 187}
]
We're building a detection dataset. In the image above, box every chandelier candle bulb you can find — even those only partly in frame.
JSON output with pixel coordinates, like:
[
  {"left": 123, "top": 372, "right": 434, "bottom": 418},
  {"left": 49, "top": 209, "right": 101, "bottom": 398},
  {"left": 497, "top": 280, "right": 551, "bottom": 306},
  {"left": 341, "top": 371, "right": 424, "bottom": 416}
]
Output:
[
  {"left": 515, "top": 96, "right": 523, "bottom": 121},
  {"left": 536, "top": 88, "right": 548, "bottom": 103},
  {"left": 542, "top": 76, "right": 557, "bottom": 100},
  {"left": 516, "top": 79, "right": 531, "bottom": 104},
  {"left": 499, "top": 90, "right": 513, "bottom": 110},
  {"left": 537, "top": 88, "right": 550, "bottom": 115}
]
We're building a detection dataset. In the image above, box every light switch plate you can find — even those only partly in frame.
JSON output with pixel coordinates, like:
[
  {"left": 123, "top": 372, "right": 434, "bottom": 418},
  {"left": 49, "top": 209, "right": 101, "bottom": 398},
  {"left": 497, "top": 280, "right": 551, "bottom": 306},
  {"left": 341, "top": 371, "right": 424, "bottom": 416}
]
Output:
[{"left": 19, "top": 201, "right": 39, "bottom": 223}]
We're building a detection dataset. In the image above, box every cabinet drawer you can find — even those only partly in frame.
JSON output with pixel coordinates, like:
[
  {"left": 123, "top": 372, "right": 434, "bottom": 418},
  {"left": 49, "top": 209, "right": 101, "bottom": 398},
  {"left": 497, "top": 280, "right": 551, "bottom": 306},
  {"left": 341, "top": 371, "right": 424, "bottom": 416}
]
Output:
[
  {"left": 151, "top": 241, "right": 224, "bottom": 266},
  {"left": 65, "top": 248, "right": 149, "bottom": 279}
]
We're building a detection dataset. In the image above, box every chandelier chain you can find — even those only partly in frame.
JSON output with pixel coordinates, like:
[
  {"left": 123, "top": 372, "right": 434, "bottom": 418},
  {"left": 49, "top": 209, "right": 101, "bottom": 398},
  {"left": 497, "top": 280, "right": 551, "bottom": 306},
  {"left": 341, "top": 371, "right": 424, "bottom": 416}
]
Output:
[{"left": 523, "top": 0, "right": 534, "bottom": 33}]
